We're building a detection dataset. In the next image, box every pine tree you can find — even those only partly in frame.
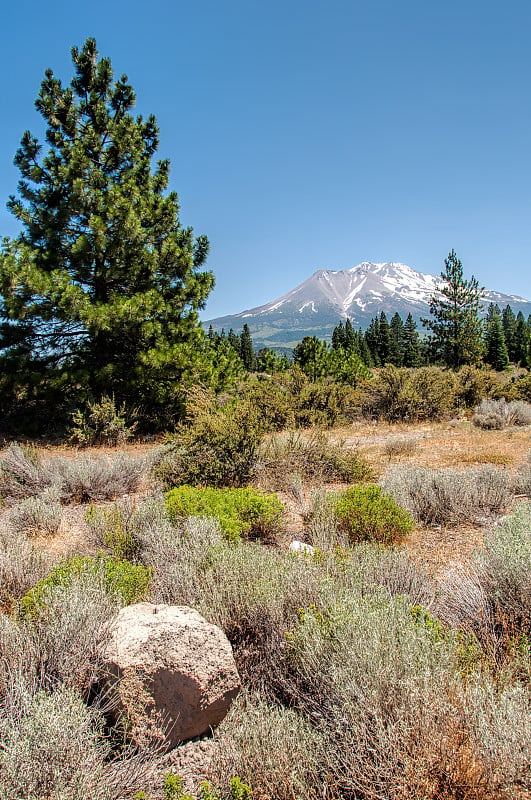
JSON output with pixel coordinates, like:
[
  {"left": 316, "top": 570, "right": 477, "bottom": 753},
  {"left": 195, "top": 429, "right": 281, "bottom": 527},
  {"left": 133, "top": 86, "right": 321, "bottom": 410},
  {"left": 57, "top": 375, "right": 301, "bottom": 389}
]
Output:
[
  {"left": 293, "top": 336, "right": 328, "bottom": 381},
  {"left": 389, "top": 312, "right": 405, "bottom": 366},
  {"left": 331, "top": 321, "right": 346, "bottom": 350},
  {"left": 364, "top": 317, "right": 380, "bottom": 365},
  {"left": 423, "top": 250, "right": 483, "bottom": 368},
  {"left": 402, "top": 313, "right": 421, "bottom": 367},
  {"left": 501, "top": 305, "right": 517, "bottom": 362},
  {"left": 378, "top": 312, "right": 391, "bottom": 364},
  {"left": 484, "top": 304, "right": 509, "bottom": 370},
  {"left": 0, "top": 38, "right": 214, "bottom": 426},
  {"left": 227, "top": 329, "right": 241, "bottom": 355},
  {"left": 239, "top": 324, "right": 256, "bottom": 371},
  {"left": 514, "top": 312, "right": 530, "bottom": 367},
  {"left": 344, "top": 318, "right": 356, "bottom": 350}
]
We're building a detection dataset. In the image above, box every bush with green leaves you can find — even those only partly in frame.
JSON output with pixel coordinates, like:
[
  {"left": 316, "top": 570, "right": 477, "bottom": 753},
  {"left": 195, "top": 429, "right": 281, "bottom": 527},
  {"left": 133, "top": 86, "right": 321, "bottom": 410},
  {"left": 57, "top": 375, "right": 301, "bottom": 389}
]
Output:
[
  {"left": 154, "top": 387, "right": 264, "bottom": 488},
  {"left": 334, "top": 484, "right": 414, "bottom": 545},
  {"left": 69, "top": 395, "right": 137, "bottom": 446},
  {"left": 20, "top": 553, "right": 151, "bottom": 616},
  {"left": 364, "top": 365, "right": 458, "bottom": 422},
  {"left": 135, "top": 772, "right": 252, "bottom": 800},
  {"left": 85, "top": 500, "right": 142, "bottom": 561},
  {"left": 165, "top": 486, "right": 284, "bottom": 542}
]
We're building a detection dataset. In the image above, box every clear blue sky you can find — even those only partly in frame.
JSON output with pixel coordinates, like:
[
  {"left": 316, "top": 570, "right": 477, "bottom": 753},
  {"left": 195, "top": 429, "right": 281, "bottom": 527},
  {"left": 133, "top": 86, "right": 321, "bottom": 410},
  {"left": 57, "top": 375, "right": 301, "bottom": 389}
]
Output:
[{"left": 1, "top": 0, "right": 530, "bottom": 319}]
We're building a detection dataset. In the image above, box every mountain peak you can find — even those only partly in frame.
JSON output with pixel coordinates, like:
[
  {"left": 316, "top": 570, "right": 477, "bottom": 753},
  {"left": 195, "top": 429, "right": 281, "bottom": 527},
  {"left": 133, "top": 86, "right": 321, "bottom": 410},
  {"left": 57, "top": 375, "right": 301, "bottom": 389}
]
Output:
[{"left": 205, "top": 262, "right": 531, "bottom": 350}]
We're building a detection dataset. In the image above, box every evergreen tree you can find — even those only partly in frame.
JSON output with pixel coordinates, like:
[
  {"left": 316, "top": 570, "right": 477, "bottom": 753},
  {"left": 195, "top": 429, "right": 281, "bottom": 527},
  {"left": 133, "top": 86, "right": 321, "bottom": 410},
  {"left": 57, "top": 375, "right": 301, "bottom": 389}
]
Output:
[
  {"left": 514, "top": 312, "right": 530, "bottom": 367},
  {"left": 0, "top": 38, "right": 213, "bottom": 426},
  {"left": 364, "top": 317, "right": 380, "bottom": 365},
  {"left": 484, "top": 305, "right": 509, "bottom": 370},
  {"left": 423, "top": 250, "right": 483, "bottom": 368},
  {"left": 357, "top": 329, "right": 373, "bottom": 367},
  {"left": 293, "top": 336, "right": 328, "bottom": 381},
  {"left": 239, "top": 324, "right": 256, "bottom": 371},
  {"left": 501, "top": 305, "right": 517, "bottom": 362},
  {"left": 402, "top": 314, "right": 421, "bottom": 367},
  {"left": 389, "top": 312, "right": 405, "bottom": 366},
  {"left": 331, "top": 321, "right": 346, "bottom": 350},
  {"left": 227, "top": 329, "right": 240, "bottom": 355},
  {"left": 378, "top": 312, "right": 391, "bottom": 364},
  {"left": 344, "top": 318, "right": 356, "bottom": 349}
]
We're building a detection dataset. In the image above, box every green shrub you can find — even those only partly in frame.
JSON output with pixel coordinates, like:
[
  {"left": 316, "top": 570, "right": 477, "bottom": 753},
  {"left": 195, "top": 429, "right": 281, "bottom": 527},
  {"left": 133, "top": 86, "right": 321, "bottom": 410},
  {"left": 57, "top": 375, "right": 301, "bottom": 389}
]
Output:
[
  {"left": 69, "top": 394, "right": 137, "bottom": 446},
  {"left": 154, "top": 387, "right": 264, "bottom": 488},
  {"left": 20, "top": 553, "right": 151, "bottom": 616},
  {"left": 165, "top": 486, "right": 284, "bottom": 542},
  {"left": 334, "top": 484, "right": 414, "bottom": 544},
  {"left": 365, "top": 365, "right": 458, "bottom": 422},
  {"left": 85, "top": 500, "right": 142, "bottom": 561}
]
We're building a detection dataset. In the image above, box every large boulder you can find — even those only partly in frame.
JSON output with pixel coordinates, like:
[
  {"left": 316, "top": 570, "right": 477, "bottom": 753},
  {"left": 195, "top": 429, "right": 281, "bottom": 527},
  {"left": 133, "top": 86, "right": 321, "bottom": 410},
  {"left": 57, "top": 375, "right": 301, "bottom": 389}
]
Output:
[{"left": 101, "top": 603, "right": 240, "bottom": 749}]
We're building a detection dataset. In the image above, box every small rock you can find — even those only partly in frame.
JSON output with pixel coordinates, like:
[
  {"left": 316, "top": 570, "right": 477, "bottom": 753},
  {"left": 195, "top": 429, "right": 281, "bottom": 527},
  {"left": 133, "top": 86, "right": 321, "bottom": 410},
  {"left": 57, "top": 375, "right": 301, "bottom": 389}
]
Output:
[{"left": 289, "top": 540, "right": 315, "bottom": 555}]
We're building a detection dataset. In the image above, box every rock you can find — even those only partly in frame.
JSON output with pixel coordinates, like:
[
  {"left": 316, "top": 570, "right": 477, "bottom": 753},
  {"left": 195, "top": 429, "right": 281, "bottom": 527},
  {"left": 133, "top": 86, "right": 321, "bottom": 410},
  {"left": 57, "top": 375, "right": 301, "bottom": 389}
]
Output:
[
  {"left": 289, "top": 539, "right": 315, "bottom": 555},
  {"left": 101, "top": 603, "right": 240, "bottom": 749}
]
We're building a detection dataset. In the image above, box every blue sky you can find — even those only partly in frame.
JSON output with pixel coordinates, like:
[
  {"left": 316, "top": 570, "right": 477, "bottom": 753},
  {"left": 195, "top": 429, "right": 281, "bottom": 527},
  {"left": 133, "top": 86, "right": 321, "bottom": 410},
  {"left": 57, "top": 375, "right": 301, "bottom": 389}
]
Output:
[{"left": 1, "top": 0, "right": 530, "bottom": 319}]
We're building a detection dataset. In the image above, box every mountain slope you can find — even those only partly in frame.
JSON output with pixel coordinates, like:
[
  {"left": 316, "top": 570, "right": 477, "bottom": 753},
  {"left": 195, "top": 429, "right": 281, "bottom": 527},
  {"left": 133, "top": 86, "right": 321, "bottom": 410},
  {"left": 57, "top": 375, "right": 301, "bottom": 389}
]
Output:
[{"left": 205, "top": 262, "right": 531, "bottom": 349}]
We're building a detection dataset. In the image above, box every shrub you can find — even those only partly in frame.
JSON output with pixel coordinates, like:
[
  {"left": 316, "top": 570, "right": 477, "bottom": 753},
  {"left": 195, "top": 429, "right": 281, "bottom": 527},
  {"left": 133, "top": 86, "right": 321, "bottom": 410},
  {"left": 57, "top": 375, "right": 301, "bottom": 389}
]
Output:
[
  {"left": 381, "top": 464, "right": 510, "bottom": 525},
  {"left": 20, "top": 554, "right": 151, "bottom": 617},
  {"left": 154, "top": 388, "right": 264, "bottom": 489},
  {"left": 258, "top": 430, "right": 372, "bottom": 489},
  {"left": 0, "top": 685, "right": 111, "bottom": 800},
  {"left": 210, "top": 693, "right": 325, "bottom": 800},
  {"left": 472, "top": 397, "right": 531, "bottom": 429},
  {"left": 165, "top": 486, "right": 284, "bottom": 542},
  {"left": 365, "top": 366, "right": 457, "bottom": 422},
  {"left": 0, "top": 445, "right": 54, "bottom": 503},
  {"left": 436, "top": 504, "right": 531, "bottom": 666},
  {"left": 334, "top": 484, "right": 414, "bottom": 545},
  {"left": 0, "top": 530, "right": 51, "bottom": 610},
  {"left": 239, "top": 376, "right": 296, "bottom": 431},
  {"left": 8, "top": 491, "right": 63, "bottom": 537},
  {"left": 512, "top": 460, "right": 531, "bottom": 495},
  {"left": 69, "top": 394, "right": 137, "bottom": 446},
  {"left": 514, "top": 372, "right": 531, "bottom": 402},
  {"left": 85, "top": 499, "right": 142, "bottom": 561},
  {"left": 280, "top": 592, "right": 461, "bottom": 800},
  {"left": 54, "top": 453, "right": 147, "bottom": 503},
  {"left": 0, "top": 445, "right": 147, "bottom": 505},
  {"left": 382, "top": 435, "right": 419, "bottom": 459}
]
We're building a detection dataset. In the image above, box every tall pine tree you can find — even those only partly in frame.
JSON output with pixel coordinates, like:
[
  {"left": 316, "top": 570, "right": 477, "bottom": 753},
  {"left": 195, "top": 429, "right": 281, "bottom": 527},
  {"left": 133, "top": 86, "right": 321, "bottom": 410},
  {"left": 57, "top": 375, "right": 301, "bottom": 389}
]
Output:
[
  {"left": 423, "top": 249, "right": 483, "bottom": 368},
  {"left": 0, "top": 38, "right": 214, "bottom": 427}
]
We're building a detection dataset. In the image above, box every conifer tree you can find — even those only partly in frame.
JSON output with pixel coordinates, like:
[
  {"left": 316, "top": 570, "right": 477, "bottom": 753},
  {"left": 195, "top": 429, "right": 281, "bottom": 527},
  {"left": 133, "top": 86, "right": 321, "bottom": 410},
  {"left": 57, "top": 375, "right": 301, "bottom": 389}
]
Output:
[
  {"left": 402, "top": 313, "right": 421, "bottom": 367},
  {"left": 423, "top": 250, "right": 483, "bottom": 368},
  {"left": 0, "top": 38, "right": 214, "bottom": 426},
  {"left": 344, "top": 318, "right": 356, "bottom": 350},
  {"left": 484, "top": 304, "right": 509, "bottom": 370},
  {"left": 239, "top": 324, "right": 256, "bottom": 371},
  {"left": 378, "top": 312, "right": 391, "bottom": 364},
  {"left": 514, "top": 312, "right": 530, "bottom": 367},
  {"left": 501, "top": 305, "right": 517, "bottom": 362},
  {"left": 389, "top": 312, "right": 405, "bottom": 366},
  {"left": 364, "top": 317, "right": 380, "bottom": 365},
  {"left": 331, "top": 321, "right": 346, "bottom": 350}
]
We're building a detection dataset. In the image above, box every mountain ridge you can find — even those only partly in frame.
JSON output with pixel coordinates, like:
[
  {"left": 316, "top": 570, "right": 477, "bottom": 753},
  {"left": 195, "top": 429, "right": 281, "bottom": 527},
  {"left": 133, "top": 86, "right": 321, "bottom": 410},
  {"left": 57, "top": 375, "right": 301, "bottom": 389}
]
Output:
[{"left": 205, "top": 262, "right": 531, "bottom": 349}]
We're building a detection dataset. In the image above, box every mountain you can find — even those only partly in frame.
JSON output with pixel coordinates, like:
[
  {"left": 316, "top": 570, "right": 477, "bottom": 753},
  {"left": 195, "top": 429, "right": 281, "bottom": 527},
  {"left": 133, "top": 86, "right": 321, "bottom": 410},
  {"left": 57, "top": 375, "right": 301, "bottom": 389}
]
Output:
[{"left": 205, "top": 262, "right": 531, "bottom": 349}]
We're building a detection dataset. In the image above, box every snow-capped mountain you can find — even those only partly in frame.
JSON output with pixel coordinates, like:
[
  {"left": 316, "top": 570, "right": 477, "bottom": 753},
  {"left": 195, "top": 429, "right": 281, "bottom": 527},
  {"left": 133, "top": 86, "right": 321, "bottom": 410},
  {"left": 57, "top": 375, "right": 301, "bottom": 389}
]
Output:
[{"left": 205, "top": 262, "right": 531, "bottom": 349}]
